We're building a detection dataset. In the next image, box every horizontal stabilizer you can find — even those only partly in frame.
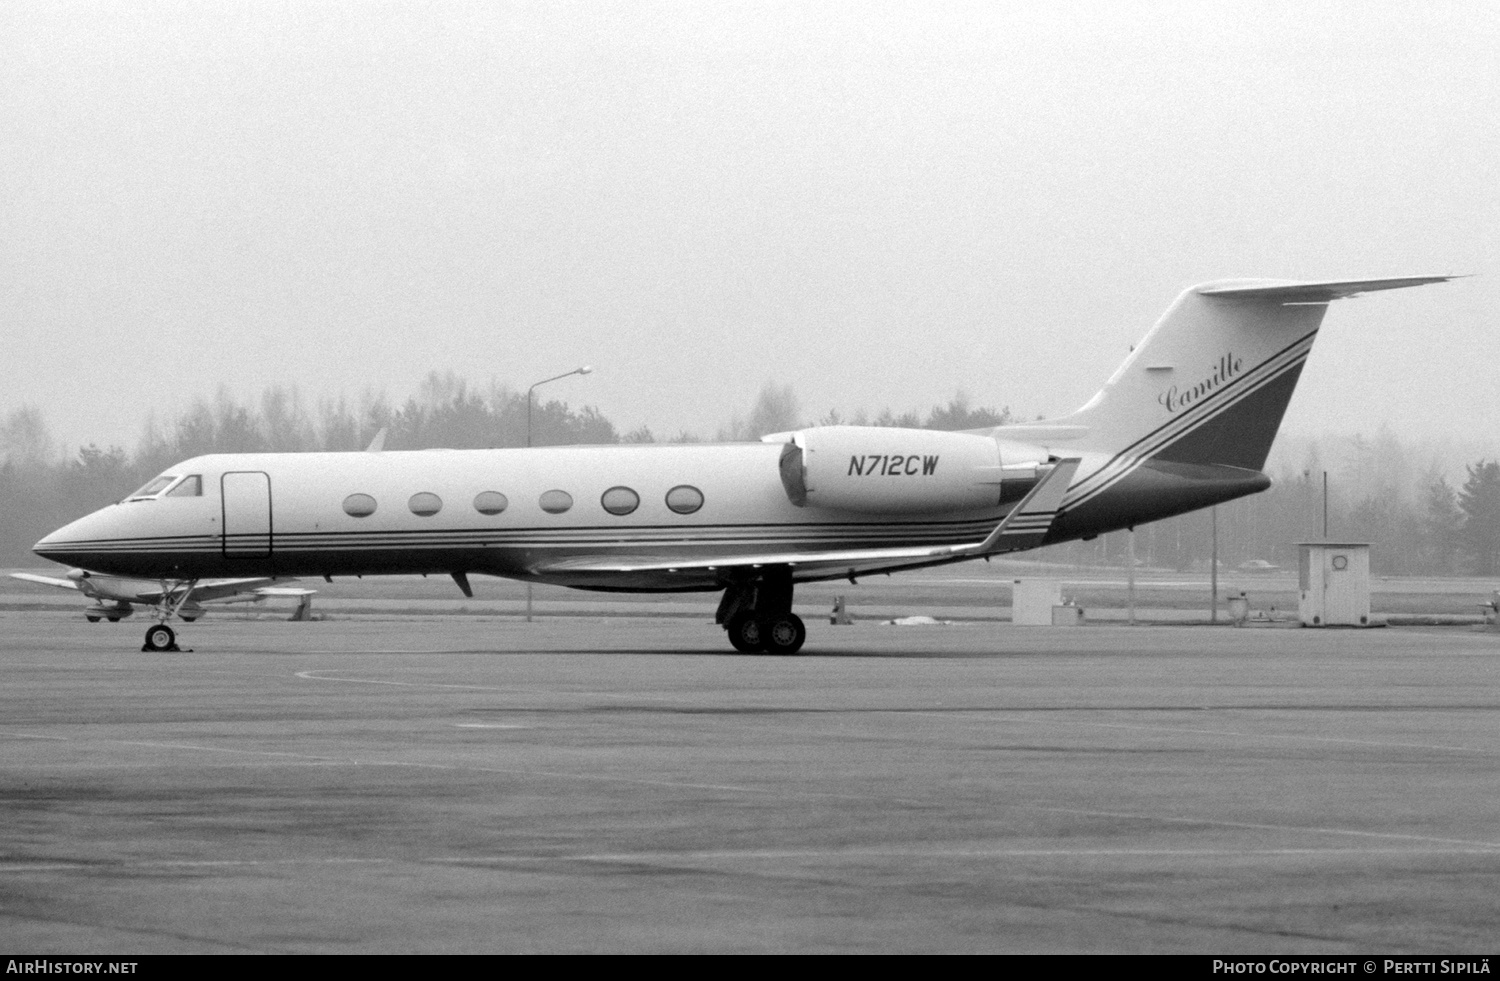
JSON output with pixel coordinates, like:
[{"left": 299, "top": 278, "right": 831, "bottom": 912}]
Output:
[{"left": 1197, "top": 276, "right": 1459, "bottom": 304}]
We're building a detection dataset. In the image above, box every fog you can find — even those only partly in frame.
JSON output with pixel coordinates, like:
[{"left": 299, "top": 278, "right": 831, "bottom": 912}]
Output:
[{"left": 3, "top": 1, "right": 1496, "bottom": 456}]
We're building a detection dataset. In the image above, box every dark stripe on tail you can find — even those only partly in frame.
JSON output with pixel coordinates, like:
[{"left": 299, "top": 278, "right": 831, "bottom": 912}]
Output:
[{"left": 1149, "top": 362, "right": 1305, "bottom": 470}]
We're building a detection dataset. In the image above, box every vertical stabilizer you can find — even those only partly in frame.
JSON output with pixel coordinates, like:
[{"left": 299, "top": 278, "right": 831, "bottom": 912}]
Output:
[
  {"left": 987, "top": 277, "right": 1455, "bottom": 535},
  {"left": 1050, "top": 277, "right": 1455, "bottom": 472}
]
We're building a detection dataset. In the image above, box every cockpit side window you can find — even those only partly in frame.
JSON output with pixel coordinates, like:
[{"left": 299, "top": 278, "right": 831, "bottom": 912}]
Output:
[
  {"left": 166, "top": 475, "right": 203, "bottom": 497},
  {"left": 128, "top": 475, "right": 177, "bottom": 500}
]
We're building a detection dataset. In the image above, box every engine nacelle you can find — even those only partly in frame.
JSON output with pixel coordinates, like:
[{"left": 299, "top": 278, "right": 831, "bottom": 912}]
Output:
[{"left": 773, "top": 426, "right": 1052, "bottom": 514}]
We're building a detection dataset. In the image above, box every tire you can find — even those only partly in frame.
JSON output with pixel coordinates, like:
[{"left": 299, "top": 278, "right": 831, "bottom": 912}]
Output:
[
  {"left": 144, "top": 624, "right": 175, "bottom": 651},
  {"left": 763, "top": 614, "right": 807, "bottom": 655},
  {"left": 86, "top": 616, "right": 100, "bottom": 623},
  {"left": 180, "top": 616, "right": 199, "bottom": 622},
  {"left": 106, "top": 617, "right": 121, "bottom": 623},
  {"left": 725, "top": 614, "right": 766, "bottom": 654}
]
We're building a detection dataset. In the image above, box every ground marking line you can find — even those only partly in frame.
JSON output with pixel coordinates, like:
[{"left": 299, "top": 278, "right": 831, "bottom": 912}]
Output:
[
  {"left": 2, "top": 761, "right": 340, "bottom": 771},
  {"left": 293, "top": 669, "right": 685, "bottom": 703},
  {"left": 0, "top": 731, "right": 68, "bottom": 741},
  {"left": 749, "top": 706, "right": 1494, "bottom": 757},
  {"left": 1029, "top": 805, "right": 1500, "bottom": 850},
  {"left": 10, "top": 845, "right": 1494, "bottom": 878},
  {"left": 113, "top": 740, "right": 346, "bottom": 762},
  {"left": 294, "top": 670, "right": 531, "bottom": 693},
  {"left": 0, "top": 858, "right": 386, "bottom": 874},
  {"left": 17, "top": 733, "right": 763, "bottom": 795},
  {"left": 1069, "top": 718, "right": 1493, "bottom": 755},
  {"left": 919, "top": 711, "right": 1495, "bottom": 756},
  {"left": 557, "top": 845, "right": 1500, "bottom": 863}
]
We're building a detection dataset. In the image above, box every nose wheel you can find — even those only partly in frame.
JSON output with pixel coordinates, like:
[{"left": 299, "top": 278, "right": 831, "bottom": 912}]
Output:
[
  {"left": 143, "top": 623, "right": 180, "bottom": 652},
  {"left": 139, "top": 578, "right": 199, "bottom": 651}
]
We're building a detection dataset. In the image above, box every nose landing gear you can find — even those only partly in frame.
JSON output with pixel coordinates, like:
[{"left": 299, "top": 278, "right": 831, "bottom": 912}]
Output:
[
  {"left": 143, "top": 623, "right": 179, "bottom": 652},
  {"left": 140, "top": 578, "right": 199, "bottom": 651}
]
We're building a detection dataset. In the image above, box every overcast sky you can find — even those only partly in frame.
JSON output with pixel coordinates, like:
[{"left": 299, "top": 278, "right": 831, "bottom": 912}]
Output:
[{"left": 3, "top": 1, "right": 1496, "bottom": 456}]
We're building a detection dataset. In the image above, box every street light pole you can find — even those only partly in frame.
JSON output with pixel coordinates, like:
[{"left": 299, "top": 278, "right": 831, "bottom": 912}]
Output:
[
  {"left": 524, "top": 365, "right": 593, "bottom": 621},
  {"left": 527, "top": 366, "right": 593, "bottom": 448}
]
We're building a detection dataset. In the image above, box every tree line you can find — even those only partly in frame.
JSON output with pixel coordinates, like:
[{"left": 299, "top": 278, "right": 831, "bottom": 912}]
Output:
[{"left": 3, "top": 377, "right": 1497, "bottom": 577}]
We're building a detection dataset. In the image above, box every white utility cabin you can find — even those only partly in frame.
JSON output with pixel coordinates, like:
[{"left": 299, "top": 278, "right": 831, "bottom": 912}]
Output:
[{"left": 1298, "top": 542, "right": 1372, "bottom": 627}]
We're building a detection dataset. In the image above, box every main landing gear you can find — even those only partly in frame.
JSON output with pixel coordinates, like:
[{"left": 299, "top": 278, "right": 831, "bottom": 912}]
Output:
[{"left": 717, "top": 571, "right": 807, "bottom": 655}]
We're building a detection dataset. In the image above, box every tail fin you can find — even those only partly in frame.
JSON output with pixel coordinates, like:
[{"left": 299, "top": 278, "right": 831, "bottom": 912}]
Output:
[{"left": 1040, "top": 277, "right": 1455, "bottom": 471}]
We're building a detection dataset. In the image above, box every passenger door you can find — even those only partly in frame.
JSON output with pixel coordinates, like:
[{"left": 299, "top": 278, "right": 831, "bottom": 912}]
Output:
[{"left": 221, "top": 471, "right": 272, "bottom": 559}]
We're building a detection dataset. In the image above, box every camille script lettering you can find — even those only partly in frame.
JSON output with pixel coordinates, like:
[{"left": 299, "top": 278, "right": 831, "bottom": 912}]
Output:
[{"left": 1158, "top": 353, "right": 1243, "bottom": 413}]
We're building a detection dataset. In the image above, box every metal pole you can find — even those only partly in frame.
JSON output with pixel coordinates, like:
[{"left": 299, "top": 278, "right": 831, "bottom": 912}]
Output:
[
  {"left": 526, "top": 387, "right": 533, "bottom": 622},
  {"left": 1127, "top": 527, "right": 1136, "bottom": 625},
  {"left": 524, "top": 366, "right": 593, "bottom": 623},
  {"left": 1322, "top": 470, "right": 1329, "bottom": 539},
  {"left": 526, "top": 388, "right": 533, "bottom": 622},
  {"left": 1210, "top": 506, "right": 1219, "bottom": 623}
]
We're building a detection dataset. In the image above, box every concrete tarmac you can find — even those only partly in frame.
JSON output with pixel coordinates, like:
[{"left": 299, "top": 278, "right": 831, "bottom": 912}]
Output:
[{"left": 2, "top": 611, "right": 1498, "bottom": 953}]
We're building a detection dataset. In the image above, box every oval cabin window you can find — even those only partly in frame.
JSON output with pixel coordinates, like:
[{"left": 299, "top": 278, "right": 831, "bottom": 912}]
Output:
[
  {"left": 539, "top": 490, "right": 573, "bottom": 514},
  {"left": 473, "top": 491, "right": 508, "bottom": 515},
  {"left": 409, "top": 492, "right": 442, "bottom": 516},
  {"left": 601, "top": 486, "right": 640, "bottom": 516},
  {"left": 343, "top": 493, "right": 377, "bottom": 518},
  {"left": 665, "top": 485, "right": 704, "bottom": 515}
]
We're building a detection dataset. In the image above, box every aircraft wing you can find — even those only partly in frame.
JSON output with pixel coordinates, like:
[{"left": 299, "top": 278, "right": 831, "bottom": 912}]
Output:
[
  {"left": 540, "top": 543, "right": 978, "bottom": 578},
  {"left": 9, "top": 572, "right": 81, "bottom": 591},
  {"left": 538, "top": 459, "right": 1081, "bottom": 581},
  {"left": 177, "top": 578, "right": 286, "bottom": 603}
]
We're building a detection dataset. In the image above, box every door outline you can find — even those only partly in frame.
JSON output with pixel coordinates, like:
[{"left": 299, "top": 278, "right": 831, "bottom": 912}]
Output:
[{"left": 221, "top": 471, "right": 272, "bottom": 560}]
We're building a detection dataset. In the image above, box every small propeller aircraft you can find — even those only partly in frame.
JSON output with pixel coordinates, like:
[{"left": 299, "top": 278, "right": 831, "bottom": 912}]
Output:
[
  {"left": 10, "top": 569, "right": 313, "bottom": 633},
  {"left": 32, "top": 276, "right": 1456, "bottom": 653}
]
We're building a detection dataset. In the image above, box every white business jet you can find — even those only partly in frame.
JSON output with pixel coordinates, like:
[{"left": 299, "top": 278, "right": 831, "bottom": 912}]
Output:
[
  {"left": 33, "top": 277, "right": 1454, "bottom": 654},
  {"left": 10, "top": 568, "right": 312, "bottom": 625}
]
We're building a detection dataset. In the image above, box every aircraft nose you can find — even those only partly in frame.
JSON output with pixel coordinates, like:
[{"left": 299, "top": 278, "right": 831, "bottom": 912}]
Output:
[
  {"left": 33, "top": 503, "right": 189, "bottom": 578},
  {"left": 32, "top": 525, "right": 74, "bottom": 560},
  {"left": 33, "top": 509, "right": 123, "bottom": 569}
]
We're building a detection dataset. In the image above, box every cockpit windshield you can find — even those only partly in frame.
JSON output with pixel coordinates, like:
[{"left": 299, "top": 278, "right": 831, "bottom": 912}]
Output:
[
  {"left": 127, "top": 474, "right": 204, "bottom": 500},
  {"left": 128, "top": 475, "right": 178, "bottom": 499},
  {"left": 166, "top": 475, "right": 203, "bottom": 497}
]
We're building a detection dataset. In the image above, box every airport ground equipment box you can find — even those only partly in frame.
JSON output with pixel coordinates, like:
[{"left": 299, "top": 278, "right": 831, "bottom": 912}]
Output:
[{"left": 1298, "top": 542, "right": 1371, "bottom": 627}]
